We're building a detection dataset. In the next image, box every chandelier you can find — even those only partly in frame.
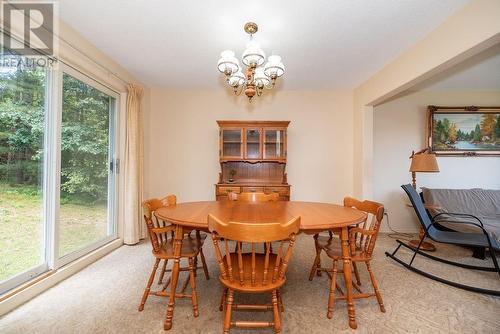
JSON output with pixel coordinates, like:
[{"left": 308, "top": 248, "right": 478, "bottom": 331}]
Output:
[{"left": 217, "top": 22, "right": 285, "bottom": 102}]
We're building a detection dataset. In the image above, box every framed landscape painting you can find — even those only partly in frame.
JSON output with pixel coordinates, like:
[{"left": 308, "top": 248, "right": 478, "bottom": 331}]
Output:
[{"left": 428, "top": 106, "right": 500, "bottom": 156}]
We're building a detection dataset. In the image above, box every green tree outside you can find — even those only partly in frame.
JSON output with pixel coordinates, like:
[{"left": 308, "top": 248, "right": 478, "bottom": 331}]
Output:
[{"left": 1, "top": 69, "right": 111, "bottom": 203}]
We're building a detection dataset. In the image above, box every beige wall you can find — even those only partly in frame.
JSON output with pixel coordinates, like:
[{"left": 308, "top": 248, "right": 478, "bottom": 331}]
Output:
[
  {"left": 373, "top": 90, "right": 500, "bottom": 233},
  {"left": 145, "top": 90, "right": 354, "bottom": 203}
]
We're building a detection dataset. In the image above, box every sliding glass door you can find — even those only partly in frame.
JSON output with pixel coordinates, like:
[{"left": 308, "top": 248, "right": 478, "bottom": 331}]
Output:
[
  {"left": 0, "top": 55, "right": 49, "bottom": 291},
  {"left": 57, "top": 68, "right": 118, "bottom": 265},
  {"left": 0, "top": 51, "right": 119, "bottom": 293}
]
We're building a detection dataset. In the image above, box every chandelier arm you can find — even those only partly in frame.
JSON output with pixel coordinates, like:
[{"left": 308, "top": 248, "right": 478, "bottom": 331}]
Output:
[
  {"left": 256, "top": 86, "right": 263, "bottom": 96},
  {"left": 233, "top": 84, "right": 244, "bottom": 96}
]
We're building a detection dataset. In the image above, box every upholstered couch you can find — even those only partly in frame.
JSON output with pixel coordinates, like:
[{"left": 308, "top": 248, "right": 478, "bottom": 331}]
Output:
[{"left": 421, "top": 188, "right": 500, "bottom": 255}]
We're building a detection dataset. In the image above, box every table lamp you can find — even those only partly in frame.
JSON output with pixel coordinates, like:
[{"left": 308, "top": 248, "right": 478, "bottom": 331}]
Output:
[{"left": 408, "top": 148, "right": 439, "bottom": 251}]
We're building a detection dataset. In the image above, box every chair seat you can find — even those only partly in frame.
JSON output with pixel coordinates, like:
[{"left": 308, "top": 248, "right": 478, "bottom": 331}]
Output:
[
  {"left": 155, "top": 234, "right": 206, "bottom": 259},
  {"left": 431, "top": 229, "right": 500, "bottom": 250},
  {"left": 219, "top": 253, "right": 286, "bottom": 292},
  {"left": 316, "top": 234, "right": 338, "bottom": 250},
  {"left": 323, "top": 238, "right": 369, "bottom": 262}
]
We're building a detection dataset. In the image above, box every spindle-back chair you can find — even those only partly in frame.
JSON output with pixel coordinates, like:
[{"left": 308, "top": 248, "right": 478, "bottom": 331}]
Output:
[
  {"left": 138, "top": 195, "right": 208, "bottom": 320},
  {"left": 208, "top": 214, "right": 300, "bottom": 334},
  {"left": 228, "top": 191, "right": 280, "bottom": 253},
  {"left": 323, "top": 197, "right": 385, "bottom": 318}
]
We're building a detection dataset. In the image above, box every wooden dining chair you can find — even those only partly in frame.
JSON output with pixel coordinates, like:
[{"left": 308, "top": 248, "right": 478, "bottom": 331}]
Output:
[
  {"left": 322, "top": 197, "right": 386, "bottom": 319},
  {"left": 208, "top": 214, "right": 300, "bottom": 334},
  {"left": 138, "top": 195, "right": 209, "bottom": 319},
  {"left": 145, "top": 195, "right": 209, "bottom": 284},
  {"left": 308, "top": 230, "right": 338, "bottom": 281},
  {"left": 308, "top": 197, "right": 364, "bottom": 284},
  {"left": 228, "top": 191, "right": 279, "bottom": 202},
  {"left": 228, "top": 191, "right": 280, "bottom": 254}
]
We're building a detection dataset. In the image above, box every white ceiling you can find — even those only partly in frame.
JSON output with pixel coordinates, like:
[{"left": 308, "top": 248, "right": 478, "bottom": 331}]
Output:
[
  {"left": 413, "top": 43, "right": 500, "bottom": 91},
  {"left": 59, "top": 0, "right": 471, "bottom": 89}
]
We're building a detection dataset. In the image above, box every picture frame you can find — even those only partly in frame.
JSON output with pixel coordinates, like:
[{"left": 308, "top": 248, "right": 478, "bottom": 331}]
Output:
[{"left": 428, "top": 105, "right": 500, "bottom": 156}]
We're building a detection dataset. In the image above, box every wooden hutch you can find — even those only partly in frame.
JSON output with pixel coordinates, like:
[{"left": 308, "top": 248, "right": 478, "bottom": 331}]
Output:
[{"left": 215, "top": 120, "right": 291, "bottom": 201}]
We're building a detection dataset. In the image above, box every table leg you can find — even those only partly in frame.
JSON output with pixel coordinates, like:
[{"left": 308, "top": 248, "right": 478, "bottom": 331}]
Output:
[
  {"left": 340, "top": 226, "right": 357, "bottom": 329},
  {"left": 164, "top": 224, "right": 183, "bottom": 330}
]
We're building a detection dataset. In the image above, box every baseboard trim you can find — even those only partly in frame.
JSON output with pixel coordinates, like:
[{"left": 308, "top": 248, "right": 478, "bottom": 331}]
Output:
[{"left": 0, "top": 239, "right": 123, "bottom": 316}]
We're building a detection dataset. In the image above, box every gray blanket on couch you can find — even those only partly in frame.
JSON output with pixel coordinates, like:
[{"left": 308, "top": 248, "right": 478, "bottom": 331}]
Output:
[{"left": 421, "top": 188, "right": 500, "bottom": 243}]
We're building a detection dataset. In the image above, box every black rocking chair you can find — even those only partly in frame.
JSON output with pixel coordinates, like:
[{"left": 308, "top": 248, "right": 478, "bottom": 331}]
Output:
[{"left": 385, "top": 184, "right": 500, "bottom": 296}]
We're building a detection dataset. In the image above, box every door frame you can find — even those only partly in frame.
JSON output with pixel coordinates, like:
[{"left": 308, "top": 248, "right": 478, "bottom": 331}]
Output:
[
  {"left": 0, "top": 59, "right": 122, "bottom": 296},
  {"left": 53, "top": 64, "right": 120, "bottom": 268},
  {"left": 0, "top": 64, "right": 52, "bottom": 295}
]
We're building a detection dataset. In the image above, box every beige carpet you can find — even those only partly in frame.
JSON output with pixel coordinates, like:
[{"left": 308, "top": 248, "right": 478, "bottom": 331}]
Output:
[{"left": 1, "top": 234, "right": 499, "bottom": 333}]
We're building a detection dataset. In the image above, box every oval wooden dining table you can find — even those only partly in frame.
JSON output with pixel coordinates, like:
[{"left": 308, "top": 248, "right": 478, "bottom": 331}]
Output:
[{"left": 155, "top": 200, "right": 367, "bottom": 330}]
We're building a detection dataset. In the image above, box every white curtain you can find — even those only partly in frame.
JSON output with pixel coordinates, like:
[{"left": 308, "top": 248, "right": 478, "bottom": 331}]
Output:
[{"left": 123, "top": 84, "right": 145, "bottom": 245}]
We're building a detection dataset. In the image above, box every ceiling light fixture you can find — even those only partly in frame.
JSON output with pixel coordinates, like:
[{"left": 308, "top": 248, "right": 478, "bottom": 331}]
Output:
[{"left": 217, "top": 22, "right": 285, "bottom": 102}]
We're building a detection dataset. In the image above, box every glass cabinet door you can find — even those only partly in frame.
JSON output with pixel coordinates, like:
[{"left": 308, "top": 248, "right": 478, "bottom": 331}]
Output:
[
  {"left": 245, "top": 128, "right": 261, "bottom": 159},
  {"left": 221, "top": 129, "right": 243, "bottom": 158},
  {"left": 264, "top": 129, "right": 286, "bottom": 159}
]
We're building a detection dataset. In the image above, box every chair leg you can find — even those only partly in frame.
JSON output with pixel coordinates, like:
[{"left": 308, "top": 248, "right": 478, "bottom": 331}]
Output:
[
  {"left": 139, "top": 258, "right": 160, "bottom": 311},
  {"left": 188, "top": 257, "right": 199, "bottom": 317},
  {"left": 327, "top": 260, "right": 338, "bottom": 319},
  {"left": 272, "top": 290, "right": 281, "bottom": 334},
  {"left": 309, "top": 236, "right": 322, "bottom": 281},
  {"left": 219, "top": 287, "right": 228, "bottom": 311},
  {"left": 352, "top": 262, "right": 361, "bottom": 285},
  {"left": 365, "top": 261, "right": 385, "bottom": 313},
  {"left": 277, "top": 289, "right": 284, "bottom": 312},
  {"left": 315, "top": 235, "right": 323, "bottom": 277},
  {"left": 409, "top": 231, "right": 427, "bottom": 266},
  {"left": 158, "top": 259, "right": 168, "bottom": 284},
  {"left": 308, "top": 252, "right": 321, "bottom": 281},
  {"left": 199, "top": 248, "right": 210, "bottom": 280},
  {"left": 193, "top": 254, "right": 198, "bottom": 277},
  {"left": 180, "top": 270, "right": 191, "bottom": 293},
  {"left": 223, "top": 290, "right": 234, "bottom": 334},
  {"left": 316, "top": 254, "right": 322, "bottom": 277}
]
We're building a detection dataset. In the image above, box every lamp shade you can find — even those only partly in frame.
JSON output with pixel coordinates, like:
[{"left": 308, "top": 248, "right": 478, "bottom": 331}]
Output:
[
  {"left": 263, "top": 55, "right": 285, "bottom": 78},
  {"left": 409, "top": 153, "right": 439, "bottom": 173},
  {"left": 217, "top": 50, "right": 239, "bottom": 75},
  {"left": 228, "top": 70, "right": 245, "bottom": 87},
  {"left": 253, "top": 67, "right": 271, "bottom": 88},
  {"left": 242, "top": 40, "right": 266, "bottom": 67}
]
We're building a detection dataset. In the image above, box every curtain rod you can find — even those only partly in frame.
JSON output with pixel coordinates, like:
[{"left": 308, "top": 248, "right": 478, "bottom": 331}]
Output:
[
  {"left": 0, "top": 27, "right": 131, "bottom": 91},
  {"left": 54, "top": 32, "right": 131, "bottom": 87}
]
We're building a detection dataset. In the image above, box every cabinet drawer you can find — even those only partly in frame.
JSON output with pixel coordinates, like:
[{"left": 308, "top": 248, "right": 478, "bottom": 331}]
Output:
[
  {"left": 241, "top": 186, "right": 265, "bottom": 193},
  {"left": 265, "top": 186, "right": 289, "bottom": 196},
  {"left": 217, "top": 186, "right": 241, "bottom": 195}
]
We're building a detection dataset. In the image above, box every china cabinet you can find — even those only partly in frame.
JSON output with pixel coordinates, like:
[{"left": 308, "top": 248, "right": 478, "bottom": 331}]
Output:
[{"left": 216, "top": 120, "right": 290, "bottom": 200}]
